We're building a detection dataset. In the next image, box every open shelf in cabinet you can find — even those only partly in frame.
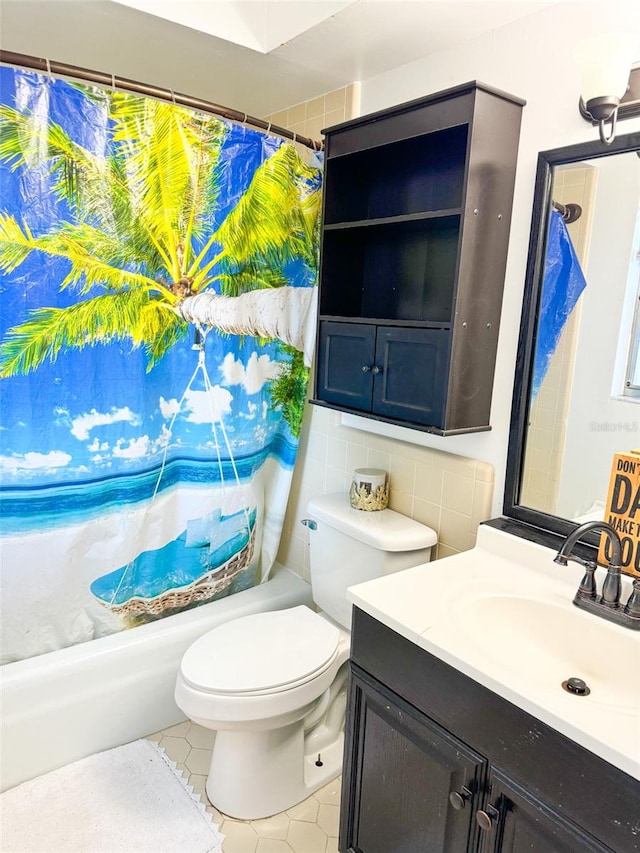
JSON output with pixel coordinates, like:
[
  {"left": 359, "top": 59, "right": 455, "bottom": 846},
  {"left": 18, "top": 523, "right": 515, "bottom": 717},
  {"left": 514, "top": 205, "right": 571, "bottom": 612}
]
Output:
[
  {"left": 323, "top": 124, "right": 468, "bottom": 224},
  {"left": 319, "top": 215, "right": 460, "bottom": 324}
]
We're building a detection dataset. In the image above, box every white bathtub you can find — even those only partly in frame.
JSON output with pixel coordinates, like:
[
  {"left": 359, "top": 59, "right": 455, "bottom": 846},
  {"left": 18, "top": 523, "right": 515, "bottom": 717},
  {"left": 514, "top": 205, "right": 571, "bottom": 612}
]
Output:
[{"left": 0, "top": 566, "right": 313, "bottom": 791}]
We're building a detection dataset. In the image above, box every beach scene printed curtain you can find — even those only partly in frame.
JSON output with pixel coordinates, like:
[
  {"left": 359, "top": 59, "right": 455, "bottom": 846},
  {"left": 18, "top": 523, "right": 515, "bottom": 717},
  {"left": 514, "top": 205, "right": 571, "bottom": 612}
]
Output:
[{"left": 0, "top": 66, "right": 322, "bottom": 664}]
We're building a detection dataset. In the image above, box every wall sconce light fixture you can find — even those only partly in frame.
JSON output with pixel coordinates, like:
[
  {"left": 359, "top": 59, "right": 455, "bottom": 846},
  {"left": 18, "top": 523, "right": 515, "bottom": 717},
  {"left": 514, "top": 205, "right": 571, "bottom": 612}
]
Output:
[{"left": 574, "top": 34, "right": 640, "bottom": 144}]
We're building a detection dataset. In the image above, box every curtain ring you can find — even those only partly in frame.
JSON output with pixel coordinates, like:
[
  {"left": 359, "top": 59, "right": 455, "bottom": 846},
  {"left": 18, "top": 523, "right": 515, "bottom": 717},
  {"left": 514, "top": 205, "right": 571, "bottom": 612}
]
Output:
[
  {"left": 111, "top": 73, "right": 116, "bottom": 91},
  {"left": 266, "top": 121, "right": 271, "bottom": 134},
  {"left": 170, "top": 90, "right": 176, "bottom": 105},
  {"left": 292, "top": 131, "right": 297, "bottom": 144},
  {"left": 45, "top": 58, "right": 52, "bottom": 77}
]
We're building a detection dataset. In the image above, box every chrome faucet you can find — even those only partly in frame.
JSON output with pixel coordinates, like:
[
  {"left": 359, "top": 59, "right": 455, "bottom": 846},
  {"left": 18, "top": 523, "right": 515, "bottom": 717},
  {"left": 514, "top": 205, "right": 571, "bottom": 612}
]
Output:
[{"left": 553, "top": 521, "right": 640, "bottom": 630}]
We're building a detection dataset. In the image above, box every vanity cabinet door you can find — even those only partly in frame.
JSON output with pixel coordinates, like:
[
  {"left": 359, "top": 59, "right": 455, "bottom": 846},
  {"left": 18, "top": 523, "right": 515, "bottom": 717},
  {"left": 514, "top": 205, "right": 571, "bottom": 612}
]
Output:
[
  {"left": 340, "top": 669, "right": 487, "bottom": 853},
  {"left": 478, "top": 769, "right": 610, "bottom": 853}
]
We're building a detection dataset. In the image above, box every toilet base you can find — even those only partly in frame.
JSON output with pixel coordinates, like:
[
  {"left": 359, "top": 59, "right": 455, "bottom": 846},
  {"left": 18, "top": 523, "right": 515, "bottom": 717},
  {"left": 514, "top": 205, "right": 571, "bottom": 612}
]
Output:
[{"left": 205, "top": 722, "right": 344, "bottom": 820}]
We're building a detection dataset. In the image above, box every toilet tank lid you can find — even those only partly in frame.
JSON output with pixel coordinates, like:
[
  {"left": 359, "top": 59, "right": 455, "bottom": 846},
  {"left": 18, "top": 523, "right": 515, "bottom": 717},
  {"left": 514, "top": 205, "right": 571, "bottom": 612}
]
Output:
[{"left": 307, "top": 493, "right": 437, "bottom": 552}]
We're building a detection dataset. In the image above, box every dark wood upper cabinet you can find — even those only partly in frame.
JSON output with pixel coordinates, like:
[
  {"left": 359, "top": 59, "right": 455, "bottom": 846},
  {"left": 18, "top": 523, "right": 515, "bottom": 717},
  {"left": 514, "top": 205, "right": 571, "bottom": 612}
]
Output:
[{"left": 312, "top": 81, "right": 525, "bottom": 435}]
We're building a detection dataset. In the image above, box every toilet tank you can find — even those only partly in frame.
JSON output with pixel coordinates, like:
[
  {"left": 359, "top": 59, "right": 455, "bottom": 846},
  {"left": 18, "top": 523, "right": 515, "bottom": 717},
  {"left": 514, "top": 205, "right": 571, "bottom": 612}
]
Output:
[{"left": 305, "top": 493, "right": 437, "bottom": 629}]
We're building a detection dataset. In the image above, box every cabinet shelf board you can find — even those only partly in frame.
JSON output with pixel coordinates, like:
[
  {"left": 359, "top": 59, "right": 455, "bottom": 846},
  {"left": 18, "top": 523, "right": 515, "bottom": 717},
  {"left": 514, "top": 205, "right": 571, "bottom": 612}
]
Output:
[
  {"left": 321, "top": 81, "right": 526, "bottom": 139},
  {"left": 309, "top": 398, "right": 491, "bottom": 436},
  {"left": 323, "top": 209, "right": 463, "bottom": 231},
  {"left": 318, "top": 315, "right": 451, "bottom": 330}
]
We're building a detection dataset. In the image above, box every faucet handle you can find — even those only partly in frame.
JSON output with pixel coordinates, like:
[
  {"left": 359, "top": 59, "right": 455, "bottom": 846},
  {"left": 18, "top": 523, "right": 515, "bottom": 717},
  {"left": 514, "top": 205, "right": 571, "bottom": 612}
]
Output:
[
  {"left": 575, "top": 560, "right": 598, "bottom": 600},
  {"left": 624, "top": 578, "right": 640, "bottom": 619}
]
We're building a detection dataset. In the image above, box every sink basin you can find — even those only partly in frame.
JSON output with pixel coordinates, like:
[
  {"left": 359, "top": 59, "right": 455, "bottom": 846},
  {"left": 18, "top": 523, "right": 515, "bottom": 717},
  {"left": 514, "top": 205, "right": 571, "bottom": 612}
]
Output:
[{"left": 454, "top": 594, "right": 637, "bottom": 711}]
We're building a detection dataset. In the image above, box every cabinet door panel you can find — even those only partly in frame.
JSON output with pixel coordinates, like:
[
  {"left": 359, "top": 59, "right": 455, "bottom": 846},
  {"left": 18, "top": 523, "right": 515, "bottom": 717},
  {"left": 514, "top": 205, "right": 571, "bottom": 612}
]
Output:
[
  {"left": 317, "top": 322, "right": 376, "bottom": 410},
  {"left": 341, "top": 671, "right": 486, "bottom": 853},
  {"left": 372, "top": 327, "right": 449, "bottom": 426},
  {"left": 480, "top": 770, "right": 609, "bottom": 853}
]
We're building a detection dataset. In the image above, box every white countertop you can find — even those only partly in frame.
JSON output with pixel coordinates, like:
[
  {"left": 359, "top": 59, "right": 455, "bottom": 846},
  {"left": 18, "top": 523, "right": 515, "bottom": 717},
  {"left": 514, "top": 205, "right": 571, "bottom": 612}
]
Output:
[{"left": 347, "top": 523, "right": 640, "bottom": 781}]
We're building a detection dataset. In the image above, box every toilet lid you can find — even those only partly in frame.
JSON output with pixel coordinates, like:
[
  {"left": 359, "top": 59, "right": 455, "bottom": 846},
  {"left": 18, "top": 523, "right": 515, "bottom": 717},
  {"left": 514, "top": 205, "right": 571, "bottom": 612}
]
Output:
[{"left": 180, "top": 605, "right": 341, "bottom": 695}]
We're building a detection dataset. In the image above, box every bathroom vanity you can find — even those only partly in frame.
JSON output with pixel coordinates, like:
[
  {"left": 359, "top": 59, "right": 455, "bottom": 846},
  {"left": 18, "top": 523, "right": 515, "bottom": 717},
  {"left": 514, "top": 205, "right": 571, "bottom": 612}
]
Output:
[{"left": 339, "top": 526, "right": 640, "bottom": 853}]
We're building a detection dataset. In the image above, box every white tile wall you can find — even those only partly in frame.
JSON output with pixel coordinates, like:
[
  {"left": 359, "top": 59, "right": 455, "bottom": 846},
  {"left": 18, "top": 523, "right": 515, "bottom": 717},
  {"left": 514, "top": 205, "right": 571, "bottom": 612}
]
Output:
[
  {"left": 263, "top": 84, "right": 361, "bottom": 156},
  {"left": 279, "top": 405, "right": 495, "bottom": 579}
]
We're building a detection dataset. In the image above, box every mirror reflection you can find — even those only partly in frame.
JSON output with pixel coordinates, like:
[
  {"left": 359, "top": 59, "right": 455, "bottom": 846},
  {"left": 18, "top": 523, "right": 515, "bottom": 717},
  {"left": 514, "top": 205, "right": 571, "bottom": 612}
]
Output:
[{"left": 520, "top": 146, "right": 640, "bottom": 524}]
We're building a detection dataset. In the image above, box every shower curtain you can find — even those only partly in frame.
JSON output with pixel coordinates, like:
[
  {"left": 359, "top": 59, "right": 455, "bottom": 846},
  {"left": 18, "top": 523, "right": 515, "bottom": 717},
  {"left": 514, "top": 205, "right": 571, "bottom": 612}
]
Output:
[{"left": 0, "top": 66, "right": 322, "bottom": 663}]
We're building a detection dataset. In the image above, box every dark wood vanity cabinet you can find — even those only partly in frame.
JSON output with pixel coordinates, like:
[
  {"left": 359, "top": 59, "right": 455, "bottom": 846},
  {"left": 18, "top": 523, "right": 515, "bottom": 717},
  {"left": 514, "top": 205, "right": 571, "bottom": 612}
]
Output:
[
  {"left": 483, "top": 770, "right": 608, "bottom": 853},
  {"left": 313, "top": 82, "right": 525, "bottom": 435},
  {"left": 340, "top": 609, "right": 640, "bottom": 853},
  {"left": 345, "top": 671, "right": 486, "bottom": 853}
]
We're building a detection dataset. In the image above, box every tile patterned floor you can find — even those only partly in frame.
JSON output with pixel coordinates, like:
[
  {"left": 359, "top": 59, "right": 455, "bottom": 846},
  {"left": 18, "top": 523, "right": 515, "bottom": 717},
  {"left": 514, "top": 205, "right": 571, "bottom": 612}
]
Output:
[{"left": 146, "top": 721, "right": 341, "bottom": 853}]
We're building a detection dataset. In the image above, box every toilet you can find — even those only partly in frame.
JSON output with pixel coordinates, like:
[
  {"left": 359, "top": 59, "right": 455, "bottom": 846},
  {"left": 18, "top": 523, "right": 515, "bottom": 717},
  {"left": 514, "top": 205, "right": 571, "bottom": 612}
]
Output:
[{"left": 174, "top": 492, "right": 437, "bottom": 819}]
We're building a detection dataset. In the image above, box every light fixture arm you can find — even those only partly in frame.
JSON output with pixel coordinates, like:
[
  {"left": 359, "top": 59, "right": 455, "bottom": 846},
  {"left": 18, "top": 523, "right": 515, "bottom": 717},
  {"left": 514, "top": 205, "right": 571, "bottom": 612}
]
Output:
[
  {"left": 580, "top": 95, "right": 621, "bottom": 145},
  {"left": 598, "top": 109, "right": 618, "bottom": 144}
]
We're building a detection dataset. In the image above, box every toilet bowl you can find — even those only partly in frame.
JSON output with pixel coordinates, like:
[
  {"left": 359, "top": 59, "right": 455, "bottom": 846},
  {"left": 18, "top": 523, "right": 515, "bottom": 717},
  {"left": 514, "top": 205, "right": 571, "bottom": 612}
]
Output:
[
  {"left": 175, "top": 493, "right": 437, "bottom": 819},
  {"left": 175, "top": 605, "right": 350, "bottom": 818}
]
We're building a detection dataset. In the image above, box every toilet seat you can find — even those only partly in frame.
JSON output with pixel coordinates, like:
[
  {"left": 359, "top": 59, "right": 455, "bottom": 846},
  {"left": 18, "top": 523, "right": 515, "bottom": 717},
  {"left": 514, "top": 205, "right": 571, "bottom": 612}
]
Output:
[{"left": 180, "top": 606, "right": 341, "bottom": 697}]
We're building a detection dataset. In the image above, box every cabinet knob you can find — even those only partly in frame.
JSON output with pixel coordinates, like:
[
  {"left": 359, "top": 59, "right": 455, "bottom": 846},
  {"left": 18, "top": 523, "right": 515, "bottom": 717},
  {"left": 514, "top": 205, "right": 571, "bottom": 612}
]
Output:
[
  {"left": 361, "top": 365, "right": 371, "bottom": 372},
  {"left": 449, "top": 786, "right": 471, "bottom": 810},
  {"left": 475, "top": 806, "right": 499, "bottom": 832},
  {"left": 371, "top": 365, "right": 382, "bottom": 375}
]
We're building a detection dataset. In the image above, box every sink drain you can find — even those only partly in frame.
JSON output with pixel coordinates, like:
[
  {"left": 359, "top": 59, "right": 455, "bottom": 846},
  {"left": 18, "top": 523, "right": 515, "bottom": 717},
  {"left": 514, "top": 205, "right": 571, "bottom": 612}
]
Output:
[{"left": 562, "top": 677, "right": 590, "bottom": 696}]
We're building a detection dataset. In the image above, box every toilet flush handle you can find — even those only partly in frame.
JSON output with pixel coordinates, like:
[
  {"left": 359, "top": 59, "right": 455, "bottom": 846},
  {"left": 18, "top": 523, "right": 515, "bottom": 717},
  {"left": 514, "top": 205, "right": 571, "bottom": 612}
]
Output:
[{"left": 300, "top": 518, "right": 317, "bottom": 530}]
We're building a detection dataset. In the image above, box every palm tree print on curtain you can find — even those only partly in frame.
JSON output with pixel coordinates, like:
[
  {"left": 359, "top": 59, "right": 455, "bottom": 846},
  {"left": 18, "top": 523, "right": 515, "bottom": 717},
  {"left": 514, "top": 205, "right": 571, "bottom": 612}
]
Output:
[{"left": 0, "top": 66, "right": 322, "bottom": 662}]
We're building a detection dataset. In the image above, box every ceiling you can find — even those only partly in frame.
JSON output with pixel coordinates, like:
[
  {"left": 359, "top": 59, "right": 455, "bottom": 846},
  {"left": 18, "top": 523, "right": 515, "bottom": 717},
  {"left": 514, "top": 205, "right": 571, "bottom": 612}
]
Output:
[
  {"left": 2, "top": 0, "right": 558, "bottom": 115},
  {"left": 113, "top": 0, "right": 557, "bottom": 86}
]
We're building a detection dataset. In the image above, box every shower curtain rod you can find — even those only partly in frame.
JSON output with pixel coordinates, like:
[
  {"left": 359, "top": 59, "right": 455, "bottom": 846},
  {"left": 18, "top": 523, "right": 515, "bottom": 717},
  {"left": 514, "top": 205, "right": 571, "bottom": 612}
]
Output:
[
  {"left": 0, "top": 50, "right": 324, "bottom": 152},
  {"left": 552, "top": 200, "right": 582, "bottom": 224}
]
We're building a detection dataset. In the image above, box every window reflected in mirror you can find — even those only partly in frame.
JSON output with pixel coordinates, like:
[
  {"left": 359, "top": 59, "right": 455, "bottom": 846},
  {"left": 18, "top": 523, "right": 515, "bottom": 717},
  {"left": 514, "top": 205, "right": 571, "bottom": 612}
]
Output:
[{"left": 623, "top": 215, "right": 640, "bottom": 399}]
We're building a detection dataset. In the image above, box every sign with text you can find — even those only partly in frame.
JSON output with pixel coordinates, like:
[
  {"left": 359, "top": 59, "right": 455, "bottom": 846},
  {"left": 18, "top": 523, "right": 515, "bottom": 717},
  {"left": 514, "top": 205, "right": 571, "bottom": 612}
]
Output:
[{"left": 598, "top": 450, "right": 640, "bottom": 577}]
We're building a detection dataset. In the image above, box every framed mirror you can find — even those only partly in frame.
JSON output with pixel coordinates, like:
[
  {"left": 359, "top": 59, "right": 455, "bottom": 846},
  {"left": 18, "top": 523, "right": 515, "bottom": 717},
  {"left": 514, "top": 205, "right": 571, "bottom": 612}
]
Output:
[{"left": 503, "top": 131, "right": 640, "bottom": 555}]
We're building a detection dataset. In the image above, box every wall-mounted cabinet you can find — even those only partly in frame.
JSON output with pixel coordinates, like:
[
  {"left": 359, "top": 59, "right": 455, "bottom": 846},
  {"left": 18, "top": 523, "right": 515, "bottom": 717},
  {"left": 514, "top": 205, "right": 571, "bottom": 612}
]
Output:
[{"left": 312, "top": 82, "right": 525, "bottom": 435}]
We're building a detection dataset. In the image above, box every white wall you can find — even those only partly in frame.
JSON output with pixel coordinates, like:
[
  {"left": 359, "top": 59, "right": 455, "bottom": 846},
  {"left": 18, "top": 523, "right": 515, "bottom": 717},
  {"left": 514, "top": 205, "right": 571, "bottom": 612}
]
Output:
[{"left": 352, "top": 1, "right": 640, "bottom": 514}]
